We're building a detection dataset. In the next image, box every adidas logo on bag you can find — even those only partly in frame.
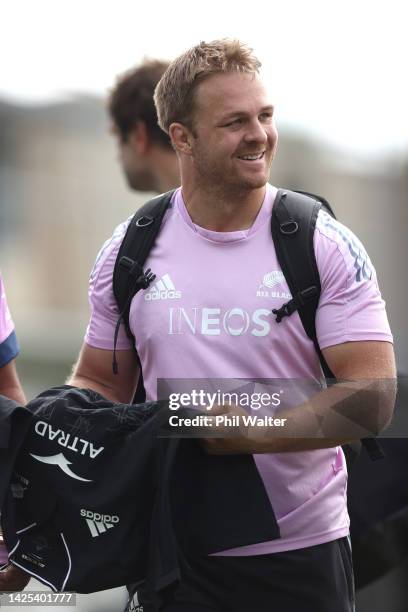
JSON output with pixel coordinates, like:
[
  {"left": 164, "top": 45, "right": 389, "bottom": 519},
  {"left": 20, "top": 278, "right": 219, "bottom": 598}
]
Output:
[
  {"left": 145, "top": 274, "right": 181, "bottom": 301},
  {"left": 80, "top": 509, "right": 119, "bottom": 538}
]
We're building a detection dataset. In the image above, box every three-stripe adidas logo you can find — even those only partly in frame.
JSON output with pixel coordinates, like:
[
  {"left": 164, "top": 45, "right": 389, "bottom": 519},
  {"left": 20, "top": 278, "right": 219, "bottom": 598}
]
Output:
[
  {"left": 145, "top": 274, "right": 181, "bottom": 301},
  {"left": 80, "top": 509, "right": 119, "bottom": 538},
  {"left": 86, "top": 519, "right": 115, "bottom": 538}
]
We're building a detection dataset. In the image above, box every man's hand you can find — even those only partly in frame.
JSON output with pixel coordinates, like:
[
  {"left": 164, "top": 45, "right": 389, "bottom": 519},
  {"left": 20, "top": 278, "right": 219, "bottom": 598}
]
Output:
[
  {"left": 201, "top": 404, "right": 264, "bottom": 455},
  {"left": 200, "top": 341, "right": 396, "bottom": 455},
  {"left": 0, "top": 564, "right": 30, "bottom": 592}
]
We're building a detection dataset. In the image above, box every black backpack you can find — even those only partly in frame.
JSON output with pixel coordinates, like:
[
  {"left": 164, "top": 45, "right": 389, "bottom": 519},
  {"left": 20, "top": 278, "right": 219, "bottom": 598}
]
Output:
[{"left": 111, "top": 188, "right": 381, "bottom": 463}]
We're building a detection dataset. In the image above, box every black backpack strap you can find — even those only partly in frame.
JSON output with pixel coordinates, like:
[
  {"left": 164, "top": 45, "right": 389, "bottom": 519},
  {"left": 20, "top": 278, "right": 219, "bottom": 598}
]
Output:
[
  {"left": 291, "top": 190, "right": 336, "bottom": 218},
  {"left": 111, "top": 190, "right": 175, "bottom": 378},
  {"left": 113, "top": 190, "right": 175, "bottom": 321},
  {"left": 271, "top": 189, "right": 383, "bottom": 465},
  {"left": 271, "top": 189, "right": 333, "bottom": 378}
]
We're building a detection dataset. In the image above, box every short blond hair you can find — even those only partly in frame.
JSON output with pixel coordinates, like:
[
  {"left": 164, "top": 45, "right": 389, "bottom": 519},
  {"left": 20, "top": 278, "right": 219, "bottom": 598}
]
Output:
[{"left": 154, "top": 39, "right": 262, "bottom": 133}]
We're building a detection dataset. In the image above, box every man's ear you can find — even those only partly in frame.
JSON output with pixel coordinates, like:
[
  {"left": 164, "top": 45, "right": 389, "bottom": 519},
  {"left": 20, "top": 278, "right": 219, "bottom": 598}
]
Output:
[
  {"left": 128, "top": 121, "right": 150, "bottom": 154},
  {"left": 169, "top": 123, "right": 194, "bottom": 156}
]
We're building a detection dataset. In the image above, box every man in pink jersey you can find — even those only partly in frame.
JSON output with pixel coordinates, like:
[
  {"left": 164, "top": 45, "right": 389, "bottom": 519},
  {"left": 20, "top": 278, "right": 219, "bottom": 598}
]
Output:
[
  {"left": 65, "top": 40, "right": 395, "bottom": 611},
  {"left": 0, "top": 272, "right": 29, "bottom": 591}
]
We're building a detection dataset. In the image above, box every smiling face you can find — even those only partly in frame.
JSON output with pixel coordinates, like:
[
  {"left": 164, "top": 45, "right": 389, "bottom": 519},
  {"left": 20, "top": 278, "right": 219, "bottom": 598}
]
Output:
[{"left": 184, "top": 71, "right": 278, "bottom": 195}]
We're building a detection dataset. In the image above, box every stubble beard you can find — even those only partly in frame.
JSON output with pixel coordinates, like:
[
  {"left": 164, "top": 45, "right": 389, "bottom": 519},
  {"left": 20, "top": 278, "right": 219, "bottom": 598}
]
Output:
[{"left": 192, "top": 149, "right": 270, "bottom": 202}]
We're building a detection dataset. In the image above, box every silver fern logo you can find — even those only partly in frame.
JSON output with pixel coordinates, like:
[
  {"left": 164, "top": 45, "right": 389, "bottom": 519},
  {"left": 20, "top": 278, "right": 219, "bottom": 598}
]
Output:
[
  {"left": 257, "top": 271, "right": 291, "bottom": 299},
  {"left": 262, "top": 271, "right": 285, "bottom": 289}
]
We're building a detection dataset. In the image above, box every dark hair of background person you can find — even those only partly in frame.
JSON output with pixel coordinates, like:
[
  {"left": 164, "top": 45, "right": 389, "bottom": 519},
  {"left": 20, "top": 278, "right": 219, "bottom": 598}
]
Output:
[{"left": 108, "top": 59, "right": 172, "bottom": 149}]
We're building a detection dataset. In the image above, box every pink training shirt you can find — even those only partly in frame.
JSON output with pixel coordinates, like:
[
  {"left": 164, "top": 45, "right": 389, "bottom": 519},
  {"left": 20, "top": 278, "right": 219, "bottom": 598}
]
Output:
[
  {"left": 85, "top": 184, "right": 393, "bottom": 554},
  {"left": 0, "top": 272, "right": 17, "bottom": 565},
  {"left": 0, "top": 273, "right": 15, "bottom": 347}
]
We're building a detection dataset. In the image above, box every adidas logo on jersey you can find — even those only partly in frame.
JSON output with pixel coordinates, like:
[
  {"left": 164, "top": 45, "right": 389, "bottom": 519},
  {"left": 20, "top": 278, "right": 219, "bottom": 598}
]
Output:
[
  {"left": 145, "top": 274, "right": 181, "bottom": 301},
  {"left": 81, "top": 509, "right": 119, "bottom": 538}
]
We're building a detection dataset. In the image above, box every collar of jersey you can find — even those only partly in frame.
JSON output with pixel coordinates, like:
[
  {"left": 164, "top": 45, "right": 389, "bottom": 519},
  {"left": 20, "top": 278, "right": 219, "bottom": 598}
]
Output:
[{"left": 174, "top": 184, "right": 277, "bottom": 244}]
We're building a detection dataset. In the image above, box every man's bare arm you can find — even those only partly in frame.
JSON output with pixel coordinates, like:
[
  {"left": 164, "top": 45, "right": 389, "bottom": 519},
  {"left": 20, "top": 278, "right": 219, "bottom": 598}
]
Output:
[
  {"left": 203, "top": 340, "right": 397, "bottom": 454},
  {"left": 0, "top": 363, "right": 28, "bottom": 592},
  {"left": 68, "top": 343, "right": 139, "bottom": 404},
  {"left": 0, "top": 564, "right": 31, "bottom": 592},
  {"left": 0, "top": 360, "right": 26, "bottom": 405}
]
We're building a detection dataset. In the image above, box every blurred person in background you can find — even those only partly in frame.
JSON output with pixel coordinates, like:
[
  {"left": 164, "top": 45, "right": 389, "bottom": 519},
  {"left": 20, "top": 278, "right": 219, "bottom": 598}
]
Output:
[
  {"left": 68, "top": 39, "right": 395, "bottom": 612},
  {"left": 108, "top": 58, "right": 179, "bottom": 194},
  {"left": 0, "top": 271, "right": 29, "bottom": 591}
]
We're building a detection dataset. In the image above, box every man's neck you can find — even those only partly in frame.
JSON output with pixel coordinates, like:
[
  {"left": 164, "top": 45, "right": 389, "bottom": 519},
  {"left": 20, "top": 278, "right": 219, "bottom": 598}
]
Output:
[
  {"left": 151, "top": 148, "right": 180, "bottom": 193},
  {"left": 181, "top": 182, "right": 267, "bottom": 232}
]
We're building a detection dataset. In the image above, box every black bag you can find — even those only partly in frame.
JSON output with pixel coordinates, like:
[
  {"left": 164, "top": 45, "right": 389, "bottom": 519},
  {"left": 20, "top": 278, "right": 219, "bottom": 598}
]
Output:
[{"left": 1, "top": 386, "right": 279, "bottom": 594}]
